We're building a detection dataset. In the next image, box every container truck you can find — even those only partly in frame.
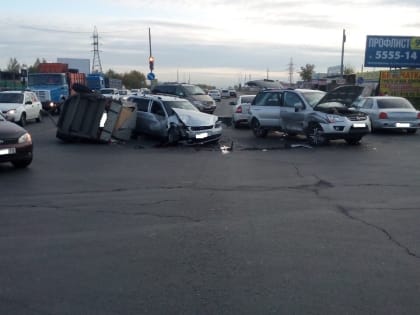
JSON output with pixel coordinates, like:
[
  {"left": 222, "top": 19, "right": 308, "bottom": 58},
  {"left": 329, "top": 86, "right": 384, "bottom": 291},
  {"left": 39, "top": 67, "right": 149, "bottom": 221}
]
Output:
[{"left": 28, "top": 63, "right": 86, "bottom": 113}]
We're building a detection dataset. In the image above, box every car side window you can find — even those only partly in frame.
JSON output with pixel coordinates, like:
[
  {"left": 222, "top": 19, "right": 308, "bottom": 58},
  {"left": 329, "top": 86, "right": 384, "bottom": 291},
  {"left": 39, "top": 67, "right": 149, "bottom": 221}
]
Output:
[
  {"left": 150, "top": 101, "right": 166, "bottom": 117},
  {"left": 362, "top": 99, "right": 373, "bottom": 109},
  {"left": 176, "top": 86, "right": 185, "bottom": 97},
  {"left": 254, "top": 92, "right": 281, "bottom": 106},
  {"left": 283, "top": 92, "right": 304, "bottom": 108},
  {"left": 132, "top": 98, "right": 149, "bottom": 112}
]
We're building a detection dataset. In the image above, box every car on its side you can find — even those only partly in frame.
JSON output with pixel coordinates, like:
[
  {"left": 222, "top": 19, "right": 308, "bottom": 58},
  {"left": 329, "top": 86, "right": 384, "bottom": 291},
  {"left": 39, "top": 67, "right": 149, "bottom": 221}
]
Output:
[
  {"left": 151, "top": 83, "right": 216, "bottom": 114},
  {"left": 0, "top": 112, "right": 33, "bottom": 168},
  {"left": 127, "top": 94, "right": 222, "bottom": 144},
  {"left": 249, "top": 86, "right": 372, "bottom": 145},
  {"left": 355, "top": 96, "right": 420, "bottom": 133},
  {"left": 208, "top": 89, "right": 221, "bottom": 102},
  {"left": 231, "top": 94, "right": 256, "bottom": 128},
  {"left": 0, "top": 90, "right": 43, "bottom": 126}
]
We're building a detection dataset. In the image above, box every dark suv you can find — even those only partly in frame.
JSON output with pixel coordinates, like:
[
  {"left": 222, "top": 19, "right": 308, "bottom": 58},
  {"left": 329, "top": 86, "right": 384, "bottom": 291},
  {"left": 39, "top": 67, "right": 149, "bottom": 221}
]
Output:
[{"left": 151, "top": 83, "right": 216, "bottom": 114}]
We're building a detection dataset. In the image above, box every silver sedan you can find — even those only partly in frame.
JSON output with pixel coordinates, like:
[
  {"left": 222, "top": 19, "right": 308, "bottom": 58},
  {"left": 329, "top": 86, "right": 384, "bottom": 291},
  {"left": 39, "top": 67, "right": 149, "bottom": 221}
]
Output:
[{"left": 356, "top": 96, "right": 420, "bottom": 133}]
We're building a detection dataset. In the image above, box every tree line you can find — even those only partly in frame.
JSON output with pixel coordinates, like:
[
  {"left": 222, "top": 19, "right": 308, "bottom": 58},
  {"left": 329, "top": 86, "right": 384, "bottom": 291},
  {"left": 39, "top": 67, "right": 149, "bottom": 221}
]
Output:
[{"left": 1, "top": 57, "right": 147, "bottom": 89}]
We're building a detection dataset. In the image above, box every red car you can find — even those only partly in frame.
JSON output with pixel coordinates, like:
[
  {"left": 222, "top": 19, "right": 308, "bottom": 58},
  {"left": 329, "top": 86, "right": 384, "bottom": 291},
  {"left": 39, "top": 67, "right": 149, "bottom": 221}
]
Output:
[{"left": 0, "top": 113, "right": 33, "bottom": 168}]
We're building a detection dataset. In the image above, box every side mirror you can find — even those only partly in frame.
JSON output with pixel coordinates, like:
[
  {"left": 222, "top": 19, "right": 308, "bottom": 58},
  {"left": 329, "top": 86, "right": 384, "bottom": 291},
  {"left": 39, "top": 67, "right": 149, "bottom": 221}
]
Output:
[{"left": 294, "top": 103, "right": 303, "bottom": 112}]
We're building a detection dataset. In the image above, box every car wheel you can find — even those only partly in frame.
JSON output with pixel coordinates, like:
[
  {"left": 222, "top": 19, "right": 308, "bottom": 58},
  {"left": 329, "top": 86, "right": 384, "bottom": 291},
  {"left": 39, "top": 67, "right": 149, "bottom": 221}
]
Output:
[
  {"left": 12, "top": 158, "right": 32, "bottom": 168},
  {"left": 306, "top": 123, "right": 327, "bottom": 145},
  {"left": 369, "top": 118, "right": 375, "bottom": 133},
  {"left": 407, "top": 128, "right": 417, "bottom": 134},
  {"left": 36, "top": 110, "right": 42, "bottom": 123},
  {"left": 345, "top": 137, "right": 362, "bottom": 145},
  {"left": 18, "top": 113, "right": 27, "bottom": 127},
  {"left": 167, "top": 126, "right": 180, "bottom": 144},
  {"left": 251, "top": 119, "right": 268, "bottom": 138}
]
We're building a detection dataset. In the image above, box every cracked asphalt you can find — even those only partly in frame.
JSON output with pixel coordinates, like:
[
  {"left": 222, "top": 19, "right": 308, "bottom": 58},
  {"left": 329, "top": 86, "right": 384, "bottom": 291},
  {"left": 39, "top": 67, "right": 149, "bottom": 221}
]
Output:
[{"left": 1, "top": 99, "right": 420, "bottom": 315}]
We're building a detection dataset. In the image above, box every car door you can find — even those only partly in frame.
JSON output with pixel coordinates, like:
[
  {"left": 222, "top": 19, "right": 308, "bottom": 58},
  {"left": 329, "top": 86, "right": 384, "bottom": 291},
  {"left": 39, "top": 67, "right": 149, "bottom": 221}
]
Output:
[
  {"left": 23, "top": 93, "right": 36, "bottom": 119},
  {"left": 280, "top": 91, "right": 307, "bottom": 133},
  {"left": 132, "top": 98, "right": 151, "bottom": 134},
  {"left": 251, "top": 91, "right": 282, "bottom": 128},
  {"left": 145, "top": 101, "right": 169, "bottom": 138}
]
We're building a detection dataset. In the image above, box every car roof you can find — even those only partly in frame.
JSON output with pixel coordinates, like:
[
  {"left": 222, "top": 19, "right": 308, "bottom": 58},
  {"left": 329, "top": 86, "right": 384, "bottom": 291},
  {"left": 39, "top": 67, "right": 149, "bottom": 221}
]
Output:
[
  {"left": 128, "top": 94, "right": 184, "bottom": 102},
  {"left": 0, "top": 90, "right": 26, "bottom": 94}
]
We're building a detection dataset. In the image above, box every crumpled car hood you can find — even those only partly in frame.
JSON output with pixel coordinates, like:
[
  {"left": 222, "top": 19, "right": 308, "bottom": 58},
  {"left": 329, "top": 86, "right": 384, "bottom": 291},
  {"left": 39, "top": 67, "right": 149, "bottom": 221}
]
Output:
[
  {"left": 172, "top": 108, "right": 218, "bottom": 127},
  {"left": 316, "top": 85, "right": 372, "bottom": 107}
]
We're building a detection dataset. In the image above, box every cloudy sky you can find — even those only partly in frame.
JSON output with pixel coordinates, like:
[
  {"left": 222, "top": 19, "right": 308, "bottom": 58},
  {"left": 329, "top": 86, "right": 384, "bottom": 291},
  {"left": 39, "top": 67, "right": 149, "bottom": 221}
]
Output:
[{"left": 1, "top": 0, "right": 419, "bottom": 87}]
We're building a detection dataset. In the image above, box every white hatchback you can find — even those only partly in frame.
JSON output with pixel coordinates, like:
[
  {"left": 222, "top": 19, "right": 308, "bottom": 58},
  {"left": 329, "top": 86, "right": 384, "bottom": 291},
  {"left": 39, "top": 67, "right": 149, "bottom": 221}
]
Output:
[{"left": 0, "top": 90, "right": 43, "bottom": 126}]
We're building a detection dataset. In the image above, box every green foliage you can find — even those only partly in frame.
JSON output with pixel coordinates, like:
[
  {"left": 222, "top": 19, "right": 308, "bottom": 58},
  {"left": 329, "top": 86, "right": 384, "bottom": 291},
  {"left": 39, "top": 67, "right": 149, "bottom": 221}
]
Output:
[
  {"left": 7, "top": 57, "right": 20, "bottom": 73},
  {"left": 299, "top": 64, "right": 315, "bottom": 81},
  {"left": 122, "top": 70, "right": 146, "bottom": 89}
]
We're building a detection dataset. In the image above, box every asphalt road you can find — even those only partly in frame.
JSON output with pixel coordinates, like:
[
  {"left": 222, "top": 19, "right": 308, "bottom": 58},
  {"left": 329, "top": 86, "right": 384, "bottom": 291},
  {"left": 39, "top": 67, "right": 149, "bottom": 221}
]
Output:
[{"left": 1, "top": 99, "right": 420, "bottom": 314}]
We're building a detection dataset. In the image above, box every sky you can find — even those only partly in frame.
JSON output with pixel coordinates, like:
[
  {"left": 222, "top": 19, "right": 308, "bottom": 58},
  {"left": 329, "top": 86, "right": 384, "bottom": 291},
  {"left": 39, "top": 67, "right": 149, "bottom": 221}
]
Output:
[{"left": 1, "top": 0, "right": 419, "bottom": 88}]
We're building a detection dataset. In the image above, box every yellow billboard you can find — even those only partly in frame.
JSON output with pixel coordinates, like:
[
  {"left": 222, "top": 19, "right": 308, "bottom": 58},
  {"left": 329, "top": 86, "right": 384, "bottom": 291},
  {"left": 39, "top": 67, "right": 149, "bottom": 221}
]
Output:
[{"left": 379, "top": 70, "right": 420, "bottom": 97}]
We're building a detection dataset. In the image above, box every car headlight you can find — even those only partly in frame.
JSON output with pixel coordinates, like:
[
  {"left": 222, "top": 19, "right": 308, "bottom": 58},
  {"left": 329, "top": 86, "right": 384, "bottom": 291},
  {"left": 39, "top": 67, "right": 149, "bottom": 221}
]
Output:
[
  {"left": 215, "top": 120, "right": 222, "bottom": 128},
  {"left": 7, "top": 109, "right": 16, "bottom": 115},
  {"left": 49, "top": 102, "right": 55, "bottom": 108},
  {"left": 326, "top": 115, "right": 345, "bottom": 123},
  {"left": 18, "top": 132, "right": 32, "bottom": 144}
]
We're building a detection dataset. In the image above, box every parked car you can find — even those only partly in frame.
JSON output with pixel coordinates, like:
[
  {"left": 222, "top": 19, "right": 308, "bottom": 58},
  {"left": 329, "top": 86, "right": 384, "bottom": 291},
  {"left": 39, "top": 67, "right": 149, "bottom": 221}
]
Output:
[
  {"left": 0, "top": 90, "right": 42, "bottom": 126},
  {"left": 231, "top": 94, "right": 256, "bottom": 128},
  {"left": 151, "top": 83, "right": 216, "bottom": 114},
  {"left": 249, "top": 86, "right": 372, "bottom": 145},
  {"left": 355, "top": 96, "right": 420, "bottom": 133},
  {"left": 208, "top": 89, "right": 221, "bottom": 102},
  {"left": 0, "top": 112, "right": 33, "bottom": 168},
  {"left": 127, "top": 94, "right": 222, "bottom": 144},
  {"left": 220, "top": 89, "right": 230, "bottom": 98},
  {"left": 100, "top": 88, "right": 120, "bottom": 100}
]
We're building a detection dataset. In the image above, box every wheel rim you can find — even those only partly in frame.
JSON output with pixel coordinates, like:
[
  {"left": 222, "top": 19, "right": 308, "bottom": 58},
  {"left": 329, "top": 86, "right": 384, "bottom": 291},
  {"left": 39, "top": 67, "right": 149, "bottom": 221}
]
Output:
[
  {"left": 308, "top": 125, "right": 325, "bottom": 145},
  {"left": 252, "top": 120, "right": 263, "bottom": 136}
]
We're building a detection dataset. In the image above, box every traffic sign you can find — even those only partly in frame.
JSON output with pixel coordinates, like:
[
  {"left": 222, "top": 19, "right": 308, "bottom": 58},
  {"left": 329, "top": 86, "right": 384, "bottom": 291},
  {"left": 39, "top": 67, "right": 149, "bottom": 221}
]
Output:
[{"left": 147, "top": 72, "right": 155, "bottom": 81}]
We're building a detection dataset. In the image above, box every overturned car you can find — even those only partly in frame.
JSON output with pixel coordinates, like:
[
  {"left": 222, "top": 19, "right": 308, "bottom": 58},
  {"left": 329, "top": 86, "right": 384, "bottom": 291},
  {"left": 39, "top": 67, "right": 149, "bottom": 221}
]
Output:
[{"left": 127, "top": 94, "right": 222, "bottom": 144}]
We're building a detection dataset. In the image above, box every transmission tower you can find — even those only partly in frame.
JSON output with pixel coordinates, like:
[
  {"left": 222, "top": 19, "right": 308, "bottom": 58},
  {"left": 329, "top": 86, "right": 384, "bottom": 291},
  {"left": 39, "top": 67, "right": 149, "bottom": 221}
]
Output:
[{"left": 91, "top": 26, "right": 103, "bottom": 73}]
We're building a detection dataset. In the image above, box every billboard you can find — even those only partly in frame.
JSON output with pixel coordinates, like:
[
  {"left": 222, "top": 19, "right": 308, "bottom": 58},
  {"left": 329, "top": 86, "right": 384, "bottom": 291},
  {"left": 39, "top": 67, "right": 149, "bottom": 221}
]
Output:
[
  {"left": 379, "top": 69, "right": 420, "bottom": 97},
  {"left": 364, "top": 35, "right": 420, "bottom": 68}
]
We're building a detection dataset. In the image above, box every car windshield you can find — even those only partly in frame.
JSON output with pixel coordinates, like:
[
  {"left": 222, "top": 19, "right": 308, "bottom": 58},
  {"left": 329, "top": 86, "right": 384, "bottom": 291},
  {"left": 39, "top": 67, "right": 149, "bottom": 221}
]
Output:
[
  {"left": 28, "top": 74, "right": 65, "bottom": 86},
  {"left": 300, "top": 91, "right": 326, "bottom": 107},
  {"left": 240, "top": 95, "right": 255, "bottom": 103},
  {"left": 0, "top": 93, "right": 23, "bottom": 104},
  {"left": 377, "top": 98, "right": 414, "bottom": 109},
  {"left": 164, "top": 100, "right": 199, "bottom": 111},
  {"left": 183, "top": 85, "right": 205, "bottom": 95}
]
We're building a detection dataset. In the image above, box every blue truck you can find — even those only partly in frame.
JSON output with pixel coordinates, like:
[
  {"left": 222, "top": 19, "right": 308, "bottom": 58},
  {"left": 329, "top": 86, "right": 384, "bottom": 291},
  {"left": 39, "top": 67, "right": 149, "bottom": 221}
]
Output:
[
  {"left": 28, "top": 63, "right": 86, "bottom": 113},
  {"left": 87, "top": 73, "right": 122, "bottom": 91}
]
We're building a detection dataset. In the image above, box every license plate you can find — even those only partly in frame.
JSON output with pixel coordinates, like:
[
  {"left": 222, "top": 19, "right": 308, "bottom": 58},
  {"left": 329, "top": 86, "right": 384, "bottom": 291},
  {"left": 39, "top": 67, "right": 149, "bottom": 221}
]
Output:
[
  {"left": 0, "top": 148, "right": 16, "bottom": 155},
  {"left": 353, "top": 123, "right": 366, "bottom": 128},
  {"left": 195, "top": 132, "right": 209, "bottom": 139},
  {"left": 396, "top": 123, "right": 410, "bottom": 128}
]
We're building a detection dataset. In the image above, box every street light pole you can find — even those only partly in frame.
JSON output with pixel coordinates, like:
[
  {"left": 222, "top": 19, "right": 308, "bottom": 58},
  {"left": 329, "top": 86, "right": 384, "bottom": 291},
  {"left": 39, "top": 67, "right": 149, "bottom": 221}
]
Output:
[{"left": 340, "top": 29, "right": 346, "bottom": 77}]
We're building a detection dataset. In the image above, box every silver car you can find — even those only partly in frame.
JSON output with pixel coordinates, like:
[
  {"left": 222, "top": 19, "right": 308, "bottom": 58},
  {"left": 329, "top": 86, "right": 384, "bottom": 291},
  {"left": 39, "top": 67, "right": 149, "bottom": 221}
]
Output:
[
  {"left": 355, "top": 96, "right": 420, "bottom": 133},
  {"left": 127, "top": 94, "right": 222, "bottom": 144},
  {"left": 249, "top": 86, "right": 372, "bottom": 145}
]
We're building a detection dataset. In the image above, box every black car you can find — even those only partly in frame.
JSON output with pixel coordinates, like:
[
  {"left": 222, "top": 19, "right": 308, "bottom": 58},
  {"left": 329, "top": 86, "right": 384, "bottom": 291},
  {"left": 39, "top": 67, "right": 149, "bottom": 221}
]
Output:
[{"left": 0, "top": 113, "right": 33, "bottom": 168}]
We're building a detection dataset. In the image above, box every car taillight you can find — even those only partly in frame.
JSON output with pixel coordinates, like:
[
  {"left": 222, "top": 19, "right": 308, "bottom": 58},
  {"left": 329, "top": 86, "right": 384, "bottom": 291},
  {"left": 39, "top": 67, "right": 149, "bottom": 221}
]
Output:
[
  {"left": 235, "top": 106, "right": 242, "bottom": 113},
  {"left": 417, "top": 112, "right": 420, "bottom": 119},
  {"left": 379, "top": 112, "right": 388, "bottom": 119}
]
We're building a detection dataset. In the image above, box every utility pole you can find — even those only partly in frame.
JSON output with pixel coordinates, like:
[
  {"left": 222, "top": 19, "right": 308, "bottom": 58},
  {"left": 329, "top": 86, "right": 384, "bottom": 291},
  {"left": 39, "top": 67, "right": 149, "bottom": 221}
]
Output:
[
  {"left": 340, "top": 29, "right": 346, "bottom": 77},
  {"left": 288, "top": 58, "right": 294, "bottom": 85}
]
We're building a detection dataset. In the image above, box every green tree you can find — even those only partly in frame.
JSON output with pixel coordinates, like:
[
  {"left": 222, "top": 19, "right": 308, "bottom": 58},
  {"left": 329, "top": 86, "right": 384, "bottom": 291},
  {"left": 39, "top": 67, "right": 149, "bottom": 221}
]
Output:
[
  {"left": 122, "top": 70, "right": 147, "bottom": 89},
  {"left": 28, "top": 58, "right": 44, "bottom": 73},
  {"left": 344, "top": 65, "right": 355, "bottom": 75},
  {"left": 7, "top": 57, "right": 20, "bottom": 73},
  {"left": 299, "top": 64, "right": 315, "bottom": 81},
  {"left": 105, "top": 69, "right": 123, "bottom": 80}
]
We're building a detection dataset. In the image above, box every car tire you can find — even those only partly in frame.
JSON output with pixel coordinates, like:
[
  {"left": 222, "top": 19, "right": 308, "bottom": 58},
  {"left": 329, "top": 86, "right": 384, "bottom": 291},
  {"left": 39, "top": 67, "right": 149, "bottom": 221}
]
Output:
[
  {"left": 407, "top": 128, "right": 417, "bottom": 134},
  {"left": 36, "top": 111, "right": 42, "bottom": 123},
  {"left": 18, "top": 113, "right": 27, "bottom": 127},
  {"left": 167, "top": 126, "right": 180, "bottom": 144},
  {"left": 345, "top": 137, "right": 362, "bottom": 145},
  {"left": 12, "top": 158, "right": 32, "bottom": 168},
  {"left": 251, "top": 119, "right": 268, "bottom": 138},
  {"left": 306, "top": 122, "right": 328, "bottom": 145}
]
